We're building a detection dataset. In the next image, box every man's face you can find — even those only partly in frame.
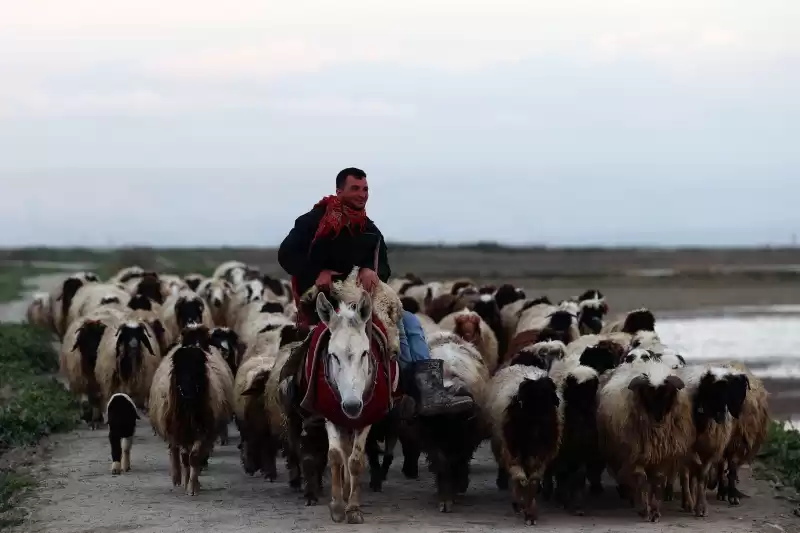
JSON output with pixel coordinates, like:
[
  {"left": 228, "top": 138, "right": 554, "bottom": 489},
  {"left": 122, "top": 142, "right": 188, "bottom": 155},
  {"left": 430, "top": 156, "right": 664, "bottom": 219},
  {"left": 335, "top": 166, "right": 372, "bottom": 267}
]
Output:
[{"left": 337, "top": 175, "right": 369, "bottom": 210}]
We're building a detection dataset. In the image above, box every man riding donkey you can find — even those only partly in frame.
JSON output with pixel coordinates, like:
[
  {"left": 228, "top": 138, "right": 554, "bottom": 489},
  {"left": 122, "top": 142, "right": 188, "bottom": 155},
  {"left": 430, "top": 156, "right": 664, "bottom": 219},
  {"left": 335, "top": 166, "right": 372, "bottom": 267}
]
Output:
[{"left": 277, "top": 167, "right": 474, "bottom": 420}]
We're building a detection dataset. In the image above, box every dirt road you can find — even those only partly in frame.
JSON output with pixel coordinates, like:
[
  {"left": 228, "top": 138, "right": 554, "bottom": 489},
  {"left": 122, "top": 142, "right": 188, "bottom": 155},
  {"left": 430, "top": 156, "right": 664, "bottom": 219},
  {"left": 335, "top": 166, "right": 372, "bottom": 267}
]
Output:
[{"left": 3, "top": 274, "right": 797, "bottom": 533}]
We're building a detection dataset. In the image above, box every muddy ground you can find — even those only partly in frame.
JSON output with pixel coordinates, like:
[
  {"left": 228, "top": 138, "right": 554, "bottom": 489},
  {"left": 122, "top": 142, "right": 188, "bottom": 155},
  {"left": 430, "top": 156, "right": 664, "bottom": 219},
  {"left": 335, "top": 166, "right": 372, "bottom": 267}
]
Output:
[{"left": 1, "top": 270, "right": 798, "bottom": 533}]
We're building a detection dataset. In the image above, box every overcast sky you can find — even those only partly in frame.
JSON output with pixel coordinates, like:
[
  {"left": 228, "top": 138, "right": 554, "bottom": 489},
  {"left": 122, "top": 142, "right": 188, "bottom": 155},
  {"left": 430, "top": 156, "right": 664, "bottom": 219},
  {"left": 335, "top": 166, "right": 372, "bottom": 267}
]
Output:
[{"left": 1, "top": 1, "right": 799, "bottom": 247}]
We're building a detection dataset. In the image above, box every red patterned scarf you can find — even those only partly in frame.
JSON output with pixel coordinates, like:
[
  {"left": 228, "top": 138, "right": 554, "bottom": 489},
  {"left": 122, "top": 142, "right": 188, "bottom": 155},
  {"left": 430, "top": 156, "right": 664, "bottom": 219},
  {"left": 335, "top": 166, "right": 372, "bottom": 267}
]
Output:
[
  {"left": 312, "top": 195, "right": 368, "bottom": 244},
  {"left": 291, "top": 195, "right": 368, "bottom": 327}
]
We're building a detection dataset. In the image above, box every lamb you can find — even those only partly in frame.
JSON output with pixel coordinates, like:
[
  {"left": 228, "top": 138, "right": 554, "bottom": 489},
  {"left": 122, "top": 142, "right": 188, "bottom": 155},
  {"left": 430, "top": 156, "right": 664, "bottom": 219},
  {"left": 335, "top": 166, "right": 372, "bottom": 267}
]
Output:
[
  {"left": 485, "top": 363, "right": 563, "bottom": 526},
  {"left": 515, "top": 302, "right": 579, "bottom": 340},
  {"left": 148, "top": 333, "right": 234, "bottom": 496},
  {"left": 94, "top": 318, "right": 161, "bottom": 410},
  {"left": 106, "top": 392, "right": 140, "bottom": 475},
  {"left": 159, "top": 289, "right": 215, "bottom": 347},
  {"left": 438, "top": 308, "right": 500, "bottom": 373},
  {"left": 413, "top": 331, "right": 490, "bottom": 512},
  {"left": 26, "top": 292, "right": 53, "bottom": 331},
  {"left": 708, "top": 361, "right": 768, "bottom": 506},
  {"left": 596, "top": 360, "right": 695, "bottom": 522},
  {"left": 209, "top": 327, "right": 246, "bottom": 376}
]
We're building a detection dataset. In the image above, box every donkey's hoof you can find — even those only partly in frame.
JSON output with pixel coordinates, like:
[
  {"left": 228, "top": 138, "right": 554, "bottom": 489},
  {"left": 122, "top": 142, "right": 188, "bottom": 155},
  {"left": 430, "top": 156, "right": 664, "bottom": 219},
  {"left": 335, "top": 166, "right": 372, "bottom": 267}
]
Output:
[
  {"left": 329, "top": 501, "right": 346, "bottom": 523},
  {"left": 346, "top": 507, "right": 364, "bottom": 524}
]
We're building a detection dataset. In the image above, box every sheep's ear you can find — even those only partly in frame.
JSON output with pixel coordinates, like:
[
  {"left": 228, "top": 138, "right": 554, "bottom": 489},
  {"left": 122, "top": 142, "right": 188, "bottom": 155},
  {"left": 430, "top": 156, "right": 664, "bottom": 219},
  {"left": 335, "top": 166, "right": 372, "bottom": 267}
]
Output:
[
  {"left": 665, "top": 375, "right": 685, "bottom": 390},
  {"left": 357, "top": 291, "right": 372, "bottom": 323},
  {"left": 316, "top": 292, "right": 335, "bottom": 326},
  {"left": 628, "top": 374, "right": 649, "bottom": 391}
]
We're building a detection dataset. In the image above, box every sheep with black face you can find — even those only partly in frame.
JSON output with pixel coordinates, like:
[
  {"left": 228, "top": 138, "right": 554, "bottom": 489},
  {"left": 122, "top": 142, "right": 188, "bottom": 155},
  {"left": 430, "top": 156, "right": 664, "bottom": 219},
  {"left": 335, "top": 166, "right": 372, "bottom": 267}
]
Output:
[
  {"left": 51, "top": 271, "right": 100, "bottom": 339},
  {"left": 485, "top": 363, "right": 563, "bottom": 526},
  {"left": 95, "top": 319, "right": 161, "bottom": 410},
  {"left": 159, "top": 289, "right": 215, "bottom": 347},
  {"left": 148, "top": 336, "right": 234, "bottom": 496},
  {"left": 597, "top": 361, "right": 695, "bottom": 523}
]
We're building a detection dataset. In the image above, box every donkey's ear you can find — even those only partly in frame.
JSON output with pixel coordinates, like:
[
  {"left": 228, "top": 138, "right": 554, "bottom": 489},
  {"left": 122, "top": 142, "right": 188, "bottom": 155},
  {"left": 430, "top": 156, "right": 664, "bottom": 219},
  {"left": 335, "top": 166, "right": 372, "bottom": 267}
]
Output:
[
  {"left": 357, "top": 291, "right": 372, "bottom": 323},
  {"left": 316, "top": 292, "right": 335, "bottom": 326}
]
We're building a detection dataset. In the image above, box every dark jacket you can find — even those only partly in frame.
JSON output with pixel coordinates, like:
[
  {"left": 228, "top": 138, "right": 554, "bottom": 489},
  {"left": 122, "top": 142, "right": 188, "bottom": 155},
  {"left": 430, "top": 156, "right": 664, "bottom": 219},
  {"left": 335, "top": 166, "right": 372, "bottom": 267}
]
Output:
[{"left": 278, "top": 205, "right": 391, "bottom": 297}]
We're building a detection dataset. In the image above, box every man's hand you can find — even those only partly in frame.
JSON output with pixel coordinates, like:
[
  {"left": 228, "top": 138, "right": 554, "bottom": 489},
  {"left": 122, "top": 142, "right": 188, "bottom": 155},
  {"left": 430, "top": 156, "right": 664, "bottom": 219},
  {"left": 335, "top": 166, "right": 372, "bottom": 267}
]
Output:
[
  {"left": 358, "top": 268, "right": 379, "bottom": 293},
  {"left": 315, "top": 270, "right": 341, "bottom": 292}
]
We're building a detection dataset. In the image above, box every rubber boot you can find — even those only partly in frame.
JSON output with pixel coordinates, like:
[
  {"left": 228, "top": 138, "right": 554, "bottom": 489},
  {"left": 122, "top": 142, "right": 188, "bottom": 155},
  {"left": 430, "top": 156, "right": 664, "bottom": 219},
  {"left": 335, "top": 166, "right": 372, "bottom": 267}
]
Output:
[{"left": 412, "top": 359, "right": 474, "bottom": 416}]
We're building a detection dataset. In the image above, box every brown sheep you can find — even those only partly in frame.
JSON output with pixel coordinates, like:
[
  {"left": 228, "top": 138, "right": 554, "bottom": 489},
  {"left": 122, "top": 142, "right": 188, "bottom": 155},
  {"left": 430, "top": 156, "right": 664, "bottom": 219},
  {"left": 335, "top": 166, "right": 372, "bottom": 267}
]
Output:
[
  {"left": 597, "top": 361, "right": 695, "bottom": 522},
  {"left": 485, "top": 363, "right": 563, "bottom": 526}
]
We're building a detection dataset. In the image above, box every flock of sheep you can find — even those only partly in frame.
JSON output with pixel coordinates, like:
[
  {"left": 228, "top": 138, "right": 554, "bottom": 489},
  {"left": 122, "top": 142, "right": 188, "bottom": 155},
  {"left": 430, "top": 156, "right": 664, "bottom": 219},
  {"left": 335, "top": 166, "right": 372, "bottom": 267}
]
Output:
[{"left": 23, "top": 261, "right": 770, "bottom": 526}]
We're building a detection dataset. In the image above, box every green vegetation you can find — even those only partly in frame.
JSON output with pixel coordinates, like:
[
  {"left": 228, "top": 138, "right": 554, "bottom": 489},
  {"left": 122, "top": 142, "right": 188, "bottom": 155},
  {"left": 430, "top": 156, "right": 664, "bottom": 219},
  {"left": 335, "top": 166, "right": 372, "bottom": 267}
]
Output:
[
  {"left": 0, "top": 323, "right": 81, "bottom": 526},
  {"left": 758, "top": 421, "right": 800, "bottom": 496}
]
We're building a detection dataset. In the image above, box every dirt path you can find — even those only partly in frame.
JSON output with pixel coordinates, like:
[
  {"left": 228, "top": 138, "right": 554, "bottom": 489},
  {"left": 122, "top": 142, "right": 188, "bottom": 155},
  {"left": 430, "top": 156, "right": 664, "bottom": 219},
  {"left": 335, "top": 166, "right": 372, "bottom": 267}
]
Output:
[
  {"left": 3, "top": 271, "right": 797, "bottom": 533},
  {"left": 13, "top": 424, "right": 797, "bottom": 533}
]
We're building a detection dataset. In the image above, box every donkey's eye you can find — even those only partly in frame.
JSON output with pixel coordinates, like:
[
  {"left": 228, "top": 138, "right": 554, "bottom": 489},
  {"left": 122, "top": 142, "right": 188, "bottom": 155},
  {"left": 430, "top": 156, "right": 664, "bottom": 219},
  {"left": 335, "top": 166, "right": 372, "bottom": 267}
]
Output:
[
  {"left": 329, "top": 353, "right": 340, "bottom": 365},
  {"left": 361, "top": 350, "right": 368, "bottom": 360}
]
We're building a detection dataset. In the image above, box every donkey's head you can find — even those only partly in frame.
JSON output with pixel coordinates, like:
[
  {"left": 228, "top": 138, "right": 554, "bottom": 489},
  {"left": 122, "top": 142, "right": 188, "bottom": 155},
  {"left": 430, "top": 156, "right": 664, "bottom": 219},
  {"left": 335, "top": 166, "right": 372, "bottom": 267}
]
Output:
[{"left": 316, "top": 289, "right": 374, "bottom": 421}]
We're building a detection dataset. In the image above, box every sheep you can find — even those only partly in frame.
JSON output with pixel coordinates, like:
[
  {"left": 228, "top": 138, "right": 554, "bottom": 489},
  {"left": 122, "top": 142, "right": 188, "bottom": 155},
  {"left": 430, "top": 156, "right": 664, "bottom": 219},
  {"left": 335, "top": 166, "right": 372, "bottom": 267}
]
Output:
[
  {"left": 126, "top": 272, "right": 171, "bottom": 305},
  {"left": 576, "top": 295, "right": 608, "bottom": 335},
  {"left": 470, "top": 293, "right": 507, "bottom": 366},
  {"left": 515, "top": 302, "right": 579, "bottom": 342},
  {"left": 109, "top": 265, "right": 145, "bottom": 284},
  {"left": 197, "top": 278, "right": 233, "bottom": 326},
  {"left": 504, "top": 325, "right": 572, "bottom": 369},
  {"left": 438, "top": 308, "right": 499, "bottom": 373},
  {"left": 106, "top": 392, "right": 140, "bottom": 475},
  {"left": 212, "top": 260, "right": 249, "bottom": 287},
  {"left": 235, "top": 324, "right": 310, "bottom": 479},
  {"left": 485, "top": 363, "right": 563, "bottom": 526},
  {"left": 708, "top": 361, "right": 769, "bottom": 506},
  {"left": 67, "top": 282, "right": 131, "bottom": 327},
  {"left": 25, "top": 292, "right": 53, "bottom": 331},
  {"left": 148, "top": 334, "right": 234, "bottom": 496},
  {"left": 543, "top": 364, "right": 603, "bottom": 514},
  {"left": 159, "top": 289, "right": 215, "bottom": 347},
  {"left": 423, "top": 292, "right": 469, "bottom": 323},
  {"left": 208, "top": 327, "right": 246, "bottom": 376},
  {"left": 674, "top": 365, "right": 738, "bottom": 517},
  {"left": 60, "top": 307, "right": 127, "bottom": 428},
  {"left": 601, "top": 308, "right": 656, "bottom": 335},
  {"left": 406, "top": 331, "right": 490, "bottom": 513},
  {"left": 596, "top": 360, "right": 695, "bottom": 522},
  {"left": 94, "top": 318, "right": 161, "bottom": 411},
  {"left": 126, "top": 294, "right": 168, "bottom": 355},
  {"left": 51, "top": 271, "right": 100, "bottom": 339},
  {"left": 261, "top": 274, "right": 290, "bottom": 304},
  {"left": 183, "top": 273, "right": 206, "bottom": 292}
]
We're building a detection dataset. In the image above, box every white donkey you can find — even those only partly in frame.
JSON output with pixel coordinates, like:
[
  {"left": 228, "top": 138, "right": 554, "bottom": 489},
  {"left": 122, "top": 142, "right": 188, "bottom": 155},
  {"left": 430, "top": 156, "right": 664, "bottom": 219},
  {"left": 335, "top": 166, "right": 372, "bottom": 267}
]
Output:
[{"left": 315, "top": 286, "right": 394, "bottom": 524}]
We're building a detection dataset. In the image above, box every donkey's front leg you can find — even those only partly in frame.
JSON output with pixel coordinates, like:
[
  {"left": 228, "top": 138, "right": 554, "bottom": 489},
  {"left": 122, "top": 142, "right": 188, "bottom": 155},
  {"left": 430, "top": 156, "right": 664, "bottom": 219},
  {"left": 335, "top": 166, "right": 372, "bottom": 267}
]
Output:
[
  {"left": 325, "top": 422, "right": 347, "bottom": 523},
  {"left": 345, "top": 425, "right": 372, "bottom": 524}
]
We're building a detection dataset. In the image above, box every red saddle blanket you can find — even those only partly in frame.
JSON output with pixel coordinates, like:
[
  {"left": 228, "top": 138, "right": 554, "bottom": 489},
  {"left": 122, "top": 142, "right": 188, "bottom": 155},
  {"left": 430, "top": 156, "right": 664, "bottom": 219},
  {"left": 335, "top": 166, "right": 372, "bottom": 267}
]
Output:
[{"left": 299, "top": 314, "right": 399, "bottom": 430}]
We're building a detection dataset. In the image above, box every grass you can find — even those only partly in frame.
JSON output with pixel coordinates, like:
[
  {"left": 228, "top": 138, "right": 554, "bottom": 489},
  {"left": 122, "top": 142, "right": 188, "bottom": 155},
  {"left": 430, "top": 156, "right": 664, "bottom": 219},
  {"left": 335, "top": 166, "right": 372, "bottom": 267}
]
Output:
[
  {"left": 757, "top": 421, "right": 800, "bottom": 497},
  {"left": 0, "top": 323, "right": 82, "bottom": 526}
]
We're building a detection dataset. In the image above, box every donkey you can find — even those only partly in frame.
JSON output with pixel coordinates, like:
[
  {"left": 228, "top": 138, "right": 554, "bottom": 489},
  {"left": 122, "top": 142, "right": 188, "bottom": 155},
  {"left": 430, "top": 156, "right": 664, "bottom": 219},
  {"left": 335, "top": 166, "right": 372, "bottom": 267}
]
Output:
[{"left": 313, "top": 289, "right": 395, "bottom": 524}]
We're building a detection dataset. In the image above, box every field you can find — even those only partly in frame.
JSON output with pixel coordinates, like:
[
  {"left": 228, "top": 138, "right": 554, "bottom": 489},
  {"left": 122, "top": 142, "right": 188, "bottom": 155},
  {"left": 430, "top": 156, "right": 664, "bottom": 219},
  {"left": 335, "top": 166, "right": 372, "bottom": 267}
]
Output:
[{"left": 4, "top": 244, "right": 800, "bottom": 312}]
